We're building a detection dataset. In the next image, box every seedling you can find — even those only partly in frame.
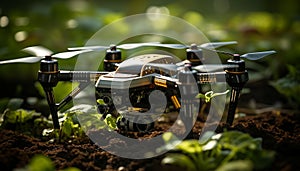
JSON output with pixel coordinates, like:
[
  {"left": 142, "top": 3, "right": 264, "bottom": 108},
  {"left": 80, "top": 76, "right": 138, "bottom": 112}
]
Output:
[{"left": 160, "top": 131, "right": 275, "bottom": 171}]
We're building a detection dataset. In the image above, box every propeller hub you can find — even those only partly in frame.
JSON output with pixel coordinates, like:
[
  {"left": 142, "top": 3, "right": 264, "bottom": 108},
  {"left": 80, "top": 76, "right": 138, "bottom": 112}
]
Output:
[
  {"left": 190, "top": 43, "right": 198, "bottom": 50},
  {"left": 109, "top": 44, "right": 117, "bottom": 51},
  {"left": 45, "top": 55, "right": 52, "bottom": 61},
  {"left": 233, "top": 54, "right": 240, "bottom": 61}
]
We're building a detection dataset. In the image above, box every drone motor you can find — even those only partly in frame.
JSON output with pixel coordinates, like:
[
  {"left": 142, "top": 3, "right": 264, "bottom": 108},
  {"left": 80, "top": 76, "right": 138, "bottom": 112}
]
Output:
[{"left": 104, "top": 45, "right": 122, "bottom": 71}]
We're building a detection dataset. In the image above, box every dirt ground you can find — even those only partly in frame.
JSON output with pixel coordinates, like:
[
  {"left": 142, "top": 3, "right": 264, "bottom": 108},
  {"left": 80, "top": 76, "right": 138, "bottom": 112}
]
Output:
[
  {"left": 1, "top": 110, "right": 299, "bottom": 171},
  {"left": 0, "top": 80, "right": 300, "bottom": 171}
]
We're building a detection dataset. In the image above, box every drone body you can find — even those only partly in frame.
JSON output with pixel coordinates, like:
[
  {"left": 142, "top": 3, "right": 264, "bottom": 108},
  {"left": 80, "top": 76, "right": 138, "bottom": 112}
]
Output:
[
  {"left": 0, "top": 42, "right": 276, "bottom": 131},
  {"left": 96, "top": 54, "right": 181, "bottom": 131}
]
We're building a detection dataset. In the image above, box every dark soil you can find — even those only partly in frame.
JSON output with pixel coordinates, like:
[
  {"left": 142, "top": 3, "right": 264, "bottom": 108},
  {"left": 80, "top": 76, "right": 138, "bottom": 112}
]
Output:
[
  {"left": 1, "top": 111, "right": 300, "bottom": 171},
  {"left": 1, "top": 80, "right": 300, "bottom": 171}
]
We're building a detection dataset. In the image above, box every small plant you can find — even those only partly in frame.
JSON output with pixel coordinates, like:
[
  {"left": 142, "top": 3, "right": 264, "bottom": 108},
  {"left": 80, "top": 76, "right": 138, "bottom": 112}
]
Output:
[
  {"left": 196, "top": 90, "right": 229, "bottom": 116},
  {"left": 50, "top": 104, "right": 119, "bottom": 142},
  {"left": 196, "top": 90, "right": 230, "bottom": 103},
  {"left": 0, "top": 101, "right": 120, "bottom": 142},
  {"left": 0, "top": 108, "right": 52, "bottom": 137},
  {"left": 48, "top": 104, "right": 117, "bottom": 142},
  {"left": 271, "top": 65, "right": 300, "bottom": 109},
  {"left": 103, "top": 114, "right": 118, "bottom": 130},
  {"left": 20, "top": 154, "right": 80, "bottom": 171},
  {"left": 160, "top": 131, "right": 275, "bottom": 171},
  {"left": 55, "top": 110, "right": 84, "bottom": 142}
]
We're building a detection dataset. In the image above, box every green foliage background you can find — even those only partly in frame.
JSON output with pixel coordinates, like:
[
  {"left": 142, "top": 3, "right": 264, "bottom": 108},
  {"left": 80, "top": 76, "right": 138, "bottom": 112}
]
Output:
[{"left": 0, "top": 0, "right": 299, "bottom": 109}]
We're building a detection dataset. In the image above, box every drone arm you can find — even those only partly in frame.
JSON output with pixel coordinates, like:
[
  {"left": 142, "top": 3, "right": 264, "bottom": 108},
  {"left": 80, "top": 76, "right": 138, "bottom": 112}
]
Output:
[
  {"left": 226, "top": 87, "right": 241, "bottom": 125},
  {"left": 56, "top": 82, "right": 90, "bottom": 111},
  {"left": 59, "top": 71, "right": 109, "bottom": 82},
  {"left": 196, "top": 71, "right": 227, "bottom": 84},
  {"left": 39, "top": 70, "right": 109, "bottom": 129},
  {"left": 43, "top": 87, "right": 60, "bottom": 129},
  {"left": 225, "top": 70, "right": 249, "bottom": 125}
]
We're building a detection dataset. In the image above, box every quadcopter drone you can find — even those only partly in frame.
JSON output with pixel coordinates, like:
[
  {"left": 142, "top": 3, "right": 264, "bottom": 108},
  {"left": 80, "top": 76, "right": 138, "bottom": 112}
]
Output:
[{"left": 0, "top": 42, "right": 276, "bottom": 132}]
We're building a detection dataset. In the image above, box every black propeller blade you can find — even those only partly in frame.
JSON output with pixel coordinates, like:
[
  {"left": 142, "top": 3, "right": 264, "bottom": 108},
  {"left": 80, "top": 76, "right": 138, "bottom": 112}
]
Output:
[
  {"left": 22, "top": 46, "right": 53, "bottom": 56},
  {"left": 202, "top": 48, "right": 276, "bottom": 61},
  {"left": 51, "top": 49, "right": 92, "bottom": 59},
  {"left": 68, "top": 42, "right": 162, "bottom": 51},
  {"left": 0, "top": 46, "right": 91, "bottom": 64},
  {"left": 23, "top": 46, "right": 92, "bottom": 59},
  {"left": 155, "top": 41, "right": 238, "bottom": 49},
  {"left": 0, "top": 56, "right": 44, "bottom": 64},
  {"left": 68, "top": 41, "right": 238, "bottom": 51},
  {"left": 240, "top": 50, "right": 276, "bottom": 60}
]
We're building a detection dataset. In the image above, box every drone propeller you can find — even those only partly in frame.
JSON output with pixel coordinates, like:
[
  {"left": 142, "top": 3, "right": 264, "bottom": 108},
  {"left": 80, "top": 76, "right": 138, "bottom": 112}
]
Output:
[
  {"left": 68, "top": 41, "right": 237, "bottom": 51},
  {"left": 23, "top": 46, "right": 93, "bottom": 59},
  {"left": 0, "top": 56, "right": 44, "bottom": 64},
  {"left": 148, "top": 41, "right": 238, "bottom": 50},
  {"left": 213, "top": 50, "right": 276, "bottom": 61},
  {"left": 68, "top": 42, "right": 162, "bottom": 51},
  {"left": 0, "top": 46, "right": 91, "bottom": 64},
  {"left": 23, "top": 46, "right": 53, "bottom": 56},
  {"left": 239, "top": 51, "right": 276, "bottom": 60},
  {"left": 192, "top": 64, "right": 239, "bottom": 72}
]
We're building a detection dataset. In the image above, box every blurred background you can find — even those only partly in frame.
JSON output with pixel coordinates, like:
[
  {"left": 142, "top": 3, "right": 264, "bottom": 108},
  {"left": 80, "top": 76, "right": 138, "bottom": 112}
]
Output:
[{"left": 0, "top": 0, "right": 299, "bottom": 113}]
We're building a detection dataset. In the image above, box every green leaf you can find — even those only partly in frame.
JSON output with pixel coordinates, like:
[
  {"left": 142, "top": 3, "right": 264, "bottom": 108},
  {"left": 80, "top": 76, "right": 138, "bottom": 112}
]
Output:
[
  {"left": 162, "top": 132, "right": 179, "bottom": 143},
  {"left": 176, "top": 140, "right": 202, "bottom": 154},
  {"left": 211, "top": 90, "right": 230, "bottom": 99},
  {"left": 97, "top": 99, "right": 106, "bottom": 105},
  {"left": 27, "top": 155, "right": 55, "bottom": 171},
  {"left": 270, "top": 65, "right": 300, "bottom": 108},
  {"left": 104, "top": 114, "right": 117, "bottom": 130},
  {"left": 3, "top": 109, "right": 35, "bottom": 123},
  {"left": 196, "top": 90, "right": 229, "bottom": 103},
  {"left": 6, "top": 98, "right": 24, "bottom": 110},
  {"left": 62, "top": 119, "right": 73, "bottom": 137},
  {"left": 160, "top": 131, "right": 275, "bottom": 171},
  {"left": 216, "top": 160, "right": 253, "bottom": 171},
  {"left": 195, "top": 93, "right": 206, "bottom": 99},
  {"left": 61, "top": 167, "right": 81, "bottom": 171},
  {"left": 157, "top": 132, "right": 181, "bottom": 153},
  {"left": 199, "top": 131, "right": 216, "bottom": 144},
  {"left": 162, "top": 153, "right": 197, "bottom": 171}
]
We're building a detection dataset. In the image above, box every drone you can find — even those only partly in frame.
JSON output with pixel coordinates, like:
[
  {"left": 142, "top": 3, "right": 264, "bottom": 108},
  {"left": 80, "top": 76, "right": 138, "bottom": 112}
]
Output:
[{"left": 0, "top": 42, "right": 276, "bottom": 132}]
